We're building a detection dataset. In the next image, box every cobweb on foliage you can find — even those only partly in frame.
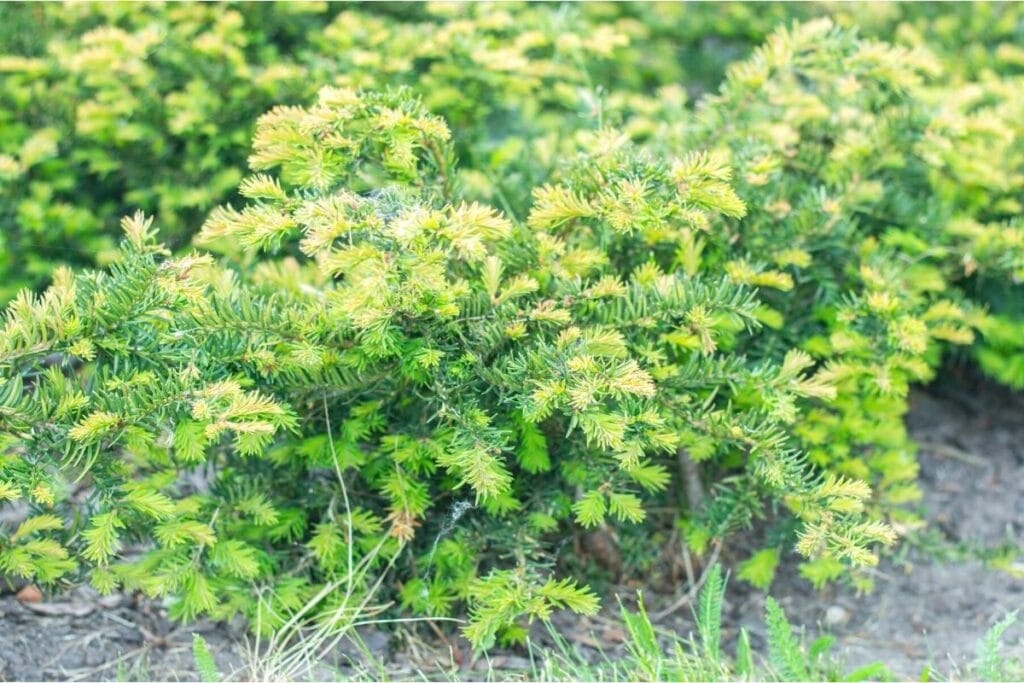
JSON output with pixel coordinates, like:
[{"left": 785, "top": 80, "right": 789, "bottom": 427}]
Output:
[{"left": 423, "top": 499, "right": 474, "bottom": 580}]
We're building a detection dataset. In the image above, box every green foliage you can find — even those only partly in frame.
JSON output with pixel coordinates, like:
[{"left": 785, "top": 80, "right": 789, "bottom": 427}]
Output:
[
  {"left": 620, "top": 594, "right": 664, "bottom": 680},
  {"left": 191, "top": 633, "right": 221, "bottom": 683},
  {"left": 0, "top": 2, "right": 333, "bottom": 300},
  {"left": 536, "top": 565, "right": 891, "bottom": 683},
  {"left": 465, "top": 572, "right": 599, "bottom": 651},
  {"left": 738, "top": 547, "right": 780, "bottom": 591},
  {"left": 972, "top": 612, "right": 1020, "bottom": 683},
  {"left": 696, "top": 564, "right": 725, "bottom": 666},
  {"left": 0, "top": 0, "right": 1023, "bottom": 654},
  {"left": 765, "top": 596, "right": 810, "bottom": 682},
  {"left": 0, "top": 1, "right": 706, "bottom": 300},
  {"left": 0, "top": 79, "right": 881, "bottom": 647}
]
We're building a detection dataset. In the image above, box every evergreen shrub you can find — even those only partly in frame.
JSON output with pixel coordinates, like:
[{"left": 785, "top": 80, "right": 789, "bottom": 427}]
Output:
[{"left": 0, "top": 1, "right": 1022, "bottom": 646}]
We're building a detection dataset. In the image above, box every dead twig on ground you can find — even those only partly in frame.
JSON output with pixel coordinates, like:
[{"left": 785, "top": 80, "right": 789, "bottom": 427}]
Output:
[
  {"left": 917, "top": 441, "right": 989, "bottom": 467},
  {"left": 653, "top": 540, "right": 722, "bottom": 620}
]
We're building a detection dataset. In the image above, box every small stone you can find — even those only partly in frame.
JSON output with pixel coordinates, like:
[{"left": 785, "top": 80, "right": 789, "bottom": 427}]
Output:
[
  {"left": 824, "top": 605, "right": 849, "bottom": 626},
  {"left": 97, "top": 593, "right": 125, "bottom": 609},
  {"left": 15, "top": 584, "right": 42, "bottom": 604},
  {"left": 476, "top": 656, "right": 506, "bottom": 671},
  {"left": 501, "top": 655, "right": 532, "bottom": 671}
]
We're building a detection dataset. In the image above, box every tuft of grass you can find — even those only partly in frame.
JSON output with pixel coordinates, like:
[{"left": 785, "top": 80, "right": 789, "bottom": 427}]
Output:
[
  {"left": 240, "top": 400, "right": 462, "bottom": 682},
  {"left": 510, "top": 564, "right": 887, "bottom": 683},
  {"left": 209, "top": 563, "right": 1022, "bottom": 682}
]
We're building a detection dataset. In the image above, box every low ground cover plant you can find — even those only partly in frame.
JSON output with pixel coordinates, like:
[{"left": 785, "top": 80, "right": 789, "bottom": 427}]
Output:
[
  {"left": 191, "top": 564, "right": 1023, "bottom": 682},
  {"left": 0, "top": 0, "right": 1022, "bottom": 660}
]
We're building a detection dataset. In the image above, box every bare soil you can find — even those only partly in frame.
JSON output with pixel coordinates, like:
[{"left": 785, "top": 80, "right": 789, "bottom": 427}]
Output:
[
  {"left": 727, "top": 380, "right": 1024, "bottom": 678},
  {"left": 2, "top": 374, "right": 1022, "bottom": 681}
]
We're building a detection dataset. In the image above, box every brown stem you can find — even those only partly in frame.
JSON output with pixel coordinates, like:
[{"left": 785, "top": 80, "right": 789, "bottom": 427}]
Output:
[
  {"left": 424, "top": 137, "right": 452, "bottom": 200},
  {"left": 677, "top": 446, "right": 706, "bottom": 512}
]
